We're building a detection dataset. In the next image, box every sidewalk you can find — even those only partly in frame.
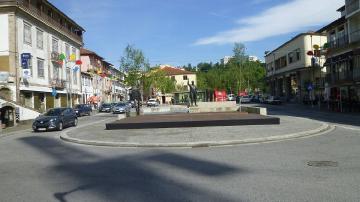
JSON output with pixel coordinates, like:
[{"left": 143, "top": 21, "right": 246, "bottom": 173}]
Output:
[
  {"left": 0, "top": 122, "right": 32, "bottom": 136},
  {"left": 61, "top": 115, "right": 332, "bottom": 147}
]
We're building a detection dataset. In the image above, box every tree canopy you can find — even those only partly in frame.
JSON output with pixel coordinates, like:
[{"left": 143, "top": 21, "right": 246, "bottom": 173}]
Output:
[
  {"left": 195, "top": 43, "right": 266, "bottom": 94},
  {"left": 120, "top": 44, "right": 150, "bottom": 88}
]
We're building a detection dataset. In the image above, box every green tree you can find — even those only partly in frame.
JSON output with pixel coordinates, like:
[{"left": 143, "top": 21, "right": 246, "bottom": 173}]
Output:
[
  {"left": 194, "top": 43, "right": 266, "bottom": 94},
  {"left": 120, "top": 44, "right": 150, "bottom": 88},
  {"left": 143, "top": 67, "right": 176, "bottom": 97}
]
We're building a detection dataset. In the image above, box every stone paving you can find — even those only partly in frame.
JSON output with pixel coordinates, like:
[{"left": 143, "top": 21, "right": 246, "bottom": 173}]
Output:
[{"left": 66, "top": 115, "right": 325, "bottom": 145}]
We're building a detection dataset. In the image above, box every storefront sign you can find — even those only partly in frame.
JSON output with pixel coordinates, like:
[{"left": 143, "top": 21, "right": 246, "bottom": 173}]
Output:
[
  {"left": 21, "top": 53, "right": 31, "bottom": 69},
  {"left": 21, "top": 53, "right": 31, "bottom": 60},
  {"left": 307, "top": 83, "right": 313, "bottom": 91}
]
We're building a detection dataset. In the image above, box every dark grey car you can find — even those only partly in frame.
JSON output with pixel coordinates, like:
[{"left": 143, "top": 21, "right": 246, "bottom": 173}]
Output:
[{"left": 32, "top": 108, "right": 78, "bottom": 132}]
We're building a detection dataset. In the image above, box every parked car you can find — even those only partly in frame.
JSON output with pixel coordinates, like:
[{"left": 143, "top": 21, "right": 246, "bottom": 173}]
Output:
[
  {"left": 251, "top": 95, "right": 262, "bottom": 103},
  {"left": 147, "top": 98, "right": 159, "bottom": 107},
  {"left": 99, "top": 103, "right": 112, "bottom": 112},
  {"left": 227, "top": 94, "right": 236, "bottom": 101},
  {"left": 236, "top": 95, "right": 252, "bottom": 104},
  {"left": 32, "top": 108, "right": 77, "bottom": 132},
  {"left": 265, "top": 96, "right": 282, "bottom": 105},
  {"left": 126, "top": 101, "right": 134, "bottom": 108},
  {"left": 74, "top": 104, "right": 92, "bottom": 117},
  {"left": 113, "top": 103, "right": 130, "bottom": 114}
]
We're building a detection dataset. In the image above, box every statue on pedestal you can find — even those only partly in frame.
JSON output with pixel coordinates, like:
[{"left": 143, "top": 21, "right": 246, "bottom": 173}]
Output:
[{"left": 187, "top": 80, "right": 198, "bottom": 107}]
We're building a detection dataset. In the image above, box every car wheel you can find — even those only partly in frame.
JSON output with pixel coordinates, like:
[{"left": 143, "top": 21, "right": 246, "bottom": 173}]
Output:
[
  {"left": 58, "top": 122, "right": 63, "bottom": 131},
  {"left": 73, "top": 118, "right": 78, "bottom": 127}
]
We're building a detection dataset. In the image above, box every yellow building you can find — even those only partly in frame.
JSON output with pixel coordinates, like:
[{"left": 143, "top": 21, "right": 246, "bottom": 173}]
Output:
[{"left": 154, "top": 65, "right": 197, "bottom": 104}]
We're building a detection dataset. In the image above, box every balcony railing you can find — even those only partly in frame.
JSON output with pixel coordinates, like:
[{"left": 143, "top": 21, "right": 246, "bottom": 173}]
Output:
[
  {"left": 329, "top": 35, "right": 349, "bottom": 49},
  {"left": 50, "top": 78, "right": 66, "bottom": 89},
  {"left": 346, "top": 0, "right": 359, "bottom": 15},
  {"left": 16, "top": 0, "right": 83, "bottom": 43},
  {"left": 325, "top": 71, "right": 357, "bottom": 84}
]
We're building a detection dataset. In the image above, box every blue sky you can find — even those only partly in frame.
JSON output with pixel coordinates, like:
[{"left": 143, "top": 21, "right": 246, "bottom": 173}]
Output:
[{"left": 50, "top": 0, "right": 343, "bottom": 67}]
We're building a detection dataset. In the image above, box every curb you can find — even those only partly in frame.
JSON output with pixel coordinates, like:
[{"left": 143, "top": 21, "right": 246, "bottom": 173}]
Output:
[{"left": 60, "top": 120, "right": 334, "bottom": 148}]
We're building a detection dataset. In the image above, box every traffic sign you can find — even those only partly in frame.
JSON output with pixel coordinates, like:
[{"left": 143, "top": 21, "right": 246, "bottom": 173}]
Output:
[{"left": 307, "top": 83, "right": 313, "bottom": 91}]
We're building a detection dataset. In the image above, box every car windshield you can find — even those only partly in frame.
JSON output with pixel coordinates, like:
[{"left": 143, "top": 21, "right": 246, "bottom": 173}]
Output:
[
  {"left": 102, "top": 104, "right": 111, "bottom": 107},
  {"left": 44, "top": 108, "right": 64, "bottom": 116},
  {"left": 116, "top": 103, "right": 126, "bottom": 107},
  {"left": 149, "top": 99, "right": 156, "bottom": 102},
  {"left": 74, "top": 105, "right": 83, "bottom": 109}
]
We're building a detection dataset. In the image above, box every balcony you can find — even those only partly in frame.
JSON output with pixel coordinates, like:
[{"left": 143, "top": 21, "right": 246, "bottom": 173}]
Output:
[
  {"left": 16, "top": 0, "right": 83, "bottom": 44},
  {"left": 329, "top": 35, "right": 349, "bottom": 49},
  {"left": 350, "top": 29, "right": 360, "bottom": 43},
  {"left": 50, "top": 78, "right": 66, "bottom": 89},
  {"left": 325, "top": 71, "right": 356, "bottom": 85},
  {"left": 346, "top": 0, "right": 360, "bottom": 16}
]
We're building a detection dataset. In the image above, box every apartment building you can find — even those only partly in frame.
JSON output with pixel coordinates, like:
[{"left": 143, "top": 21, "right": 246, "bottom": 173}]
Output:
[
  {"left": 318, "top": 2, "right": 360, "bottom": 112},
  {"left": 80, "top": 48, "right": 127, "bottom": 106},
  {"left": 220, "top": 56, "right": 233, "bottom": 65},
  {"left": 265, "top": 33, "right": 327, "bottom": 102},
  {"left": 0, "top": 0, "right": 84, "bottom": 127},
  {"left": 157, "top": 65, "right": 197, "bottom": 104}
]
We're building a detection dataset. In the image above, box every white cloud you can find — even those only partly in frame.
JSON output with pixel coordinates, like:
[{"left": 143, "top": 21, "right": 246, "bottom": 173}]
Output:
[{"left": 194, "top": 0, "right": 343, "bottom": 45}]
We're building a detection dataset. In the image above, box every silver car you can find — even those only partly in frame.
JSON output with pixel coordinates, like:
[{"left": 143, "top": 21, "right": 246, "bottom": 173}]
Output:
[
  {"left": 240, "top": 96, "right": 252, "bottom": 103},
  {"left": 113, "top": 103, "right": 130, "bottom": 114}
]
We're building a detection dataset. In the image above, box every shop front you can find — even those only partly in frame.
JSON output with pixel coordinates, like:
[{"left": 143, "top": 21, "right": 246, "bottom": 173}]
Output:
[{"left": 0, "top": 104, "right": 15, "bottom": 129}]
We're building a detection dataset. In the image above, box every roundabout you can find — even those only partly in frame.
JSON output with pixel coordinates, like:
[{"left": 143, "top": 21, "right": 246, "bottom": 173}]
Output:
[{"left": 60, "top": 113, "right": 334, "bottom": 148}]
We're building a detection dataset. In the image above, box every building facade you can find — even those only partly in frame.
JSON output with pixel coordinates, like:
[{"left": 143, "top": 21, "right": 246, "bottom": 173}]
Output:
[
  {"left": 80, "top": 48, "right": 127, "bottom": 106},
  {"left": 265, "top": 33, "right": 327, "bottom": 103},
  {"left": 156, "top": 65, "right": 197, "bottom": 104},
  {"left": 0, "top": 0, "right": 84, "bottom": 128},
  {"left": 318, "top": 2, "right": 360, "bottom": 112}
]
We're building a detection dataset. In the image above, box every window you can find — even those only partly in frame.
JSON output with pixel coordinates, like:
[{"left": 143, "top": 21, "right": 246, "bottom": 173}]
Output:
[
  {"left": 65, "top": 44, "right": 70, "bottom": 60},
  {"left": 66, "top": 68, "right": 71, "bottom": 84},
  {"left": 183, "top": 75, "right": 188, "bottom": 80},
  {"left": 37, "top": 58, "right": 45, "bottom": 78},
  {"left": 71, "top": 47, "right": 76, "bottom": 59},
  {"left": 52, "top": 37, "right": 58, "bottom": 52},
  {"left": 73, "top": 71, "right": 78, "bottom": 85},
  {"left": 295, "top": 49, "right": 301, "bottom": 61},
  {"left": 288, "top": 52, "right": 294, "bottom": 64},
  {"left": 28, "top": 57, "right": 33, "bottom": 78},
  {"left": 280, "top": 56, "right": 287, "bottom": 67},
  {"left": 353, "top": 55, "right": 360, "bottom": 79},
  {"left": 288, "top": 49, "right": 301, "bottom": 64},
  {"left": 53, "top": 63, "right": 59, "bottom": 79},
  {"left": 36, "top": 29, "right": 43, "bottom": 49},
  {"left": 24, "top": 22, "right": 32, "bottom": 45}
]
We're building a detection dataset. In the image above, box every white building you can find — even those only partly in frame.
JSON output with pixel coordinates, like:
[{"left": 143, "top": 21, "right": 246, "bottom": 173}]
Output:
[
  {"left": 0, "top": 0, "right": 84, "bottom": 128},
  {"left": 220, "top": 56, "right": 233, "bottom": 65},
  {"left": 265, "top": 32, "right": 327, "bottom": 102},
  {"left": 249, "top": 55, "right": 259, "bottom": 62}
]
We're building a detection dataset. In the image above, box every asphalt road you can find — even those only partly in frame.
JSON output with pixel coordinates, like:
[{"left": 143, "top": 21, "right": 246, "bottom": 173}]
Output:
[{"left": 0, "top": 108, "right": 359, "bottom": 202}]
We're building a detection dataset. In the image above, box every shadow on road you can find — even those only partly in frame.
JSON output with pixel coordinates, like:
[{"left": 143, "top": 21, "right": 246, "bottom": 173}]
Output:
[{"left": 20, "top": 136, "right": 243, "bottom": 202}]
